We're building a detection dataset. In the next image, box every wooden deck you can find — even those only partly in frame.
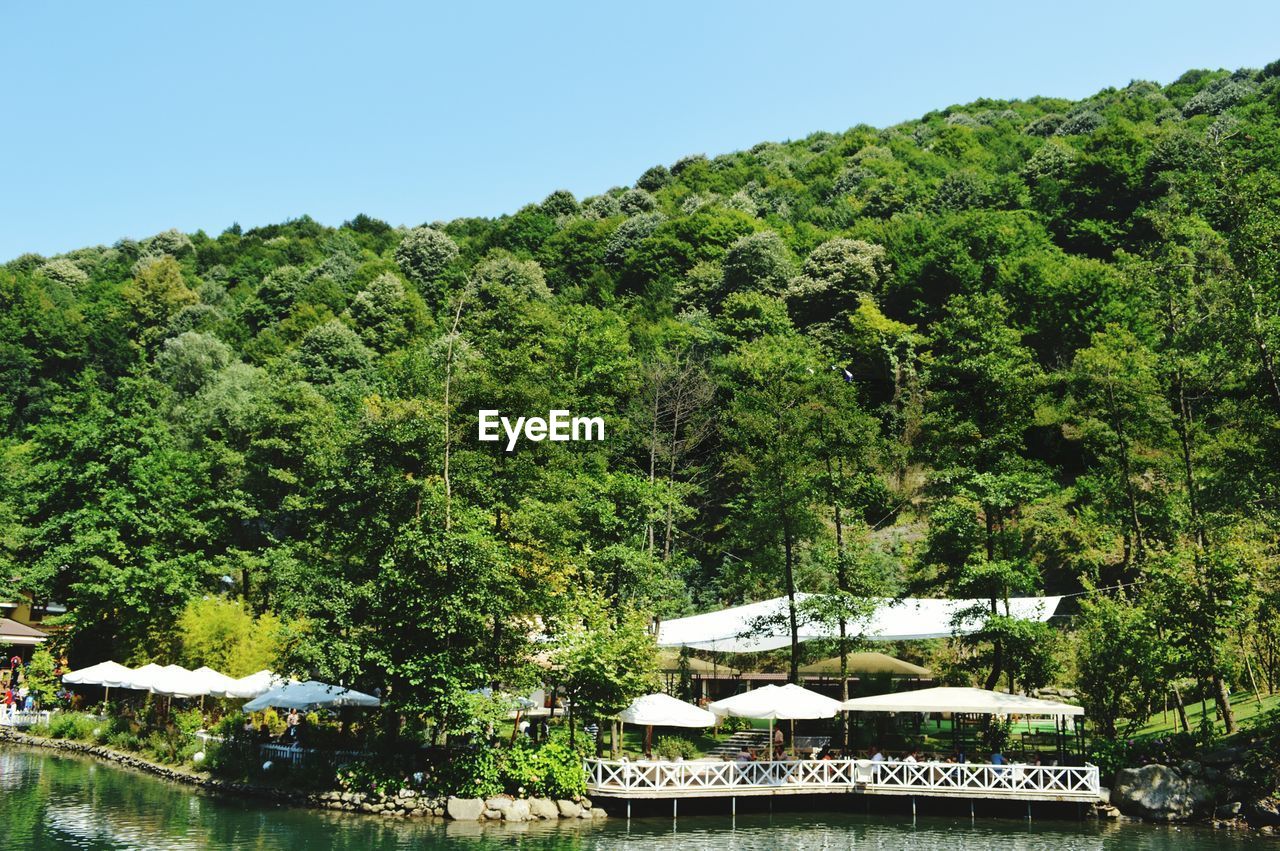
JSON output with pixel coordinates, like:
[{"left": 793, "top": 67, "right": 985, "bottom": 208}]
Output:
[{"left": 585, "top": 757, "right": 1101, "bottom": 803}]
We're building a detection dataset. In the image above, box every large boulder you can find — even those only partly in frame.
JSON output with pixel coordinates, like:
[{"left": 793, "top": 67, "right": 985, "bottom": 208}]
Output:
[
  {"left": 484, "top": 796, "right": 512, "bottom": 813},
  {"left": 529, "top": 797, "right": 558, "bottom": 819},
  {"left": 556, "top": 799, "right": 582, "bottom": 818},
  {"left": 503, "top": 798, "right": 531, "bottom": 821},
  {"left": 1111, "top": 764, "right": 1215, "bottom": 821},
  {"left": 1247, "top": 798, "right": 1280, "bottom": 827},
  {"left": 446, "top": 796, "right": 485, "bottom": 821}
]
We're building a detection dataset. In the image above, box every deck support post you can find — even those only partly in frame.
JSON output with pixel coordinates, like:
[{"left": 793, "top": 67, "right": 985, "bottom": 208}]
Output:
[
  {"left": 731, "top": 796, "right": 736, "bottom": 816},
  {"left": 1026, "top": 801, "right": 1032, "bottom": 822},
  {"left": 626, "top": 799, "right": 631, "bottom": 820},
  {"left": 673, "top": 798, "right": 677, "bottom": 819},
  {"left": 911, "top": 796, "right": 916, "bottom": 820}
]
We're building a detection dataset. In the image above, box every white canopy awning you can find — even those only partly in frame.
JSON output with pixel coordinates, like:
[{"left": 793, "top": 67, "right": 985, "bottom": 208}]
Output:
[
  {"left": 657, "top": 594, "right": 1063, "bottom": 653},
  {"left": 62, "top": 661, "right": 134, "bottom": 688},
  {"left": 242, "top": 680, "right": 381, "bottom": 712},
  {"left": 840, "top": 686, "right": 1083, "bottom": 718},
  {"left": 150, "top": 665, "right": 208, "bottom": 698},
  {"left": 120, "top": 663, "right": 166, "bottom": 691},
  {"left": 189, "top": 666, "right": 239, "bottom": 696},
  {"left": 210, "top": 669, "right": 294, "bottom": 699},
  {"left": 708, "top": 683, "right": 842, "bottom": 721},
  {"left": 618, "top": 693, "right": 716, "bottom": 727}
]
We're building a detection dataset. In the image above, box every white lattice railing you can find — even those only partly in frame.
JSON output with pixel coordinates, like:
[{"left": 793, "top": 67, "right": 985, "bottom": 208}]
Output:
[
  {"left": 0, "top": 710, "right": 51, "bottom": 728},
  {"left": 584, "top": 757, "right": 1099, "bottom": 798},
  {"left": 259, "top": 743, "right": 368, "bottom": 766}
]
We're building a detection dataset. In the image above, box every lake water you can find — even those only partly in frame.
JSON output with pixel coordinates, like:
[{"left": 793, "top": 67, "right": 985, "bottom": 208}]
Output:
[{"left": 0, "top": 746, "right": 1261, "bottom": 849}]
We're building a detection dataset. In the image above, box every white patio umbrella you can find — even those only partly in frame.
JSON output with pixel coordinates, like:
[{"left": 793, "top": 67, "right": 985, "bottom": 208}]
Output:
[
  {"left": 618, "top": 692, "right": 716, "bottom": 757},
  {"left": 619, "top": 693, "right": 716, "bottom": 727},
  {"left": 150, "top": 665, "right": 205, "bottom": 698},
  {"left": 212, "top": 669, "right": 293, "bottom": 699},
  {"left": 709, "top": 683, "right": 843, "bottom": 759},
  {"left": 241, "top": 680, "right": 380, "bottom": 712},
  {"left": 62, "top": 661, "right": 135, "bottom": 704},
  {"left": 190, "top": 666, "right": 238, "bottom": 696},
  {"left": 840, "top": 686, "right": 1084, "bottom": 718},
  {"left": 121, "top": 663, "right": 166, "bottom": 692}
]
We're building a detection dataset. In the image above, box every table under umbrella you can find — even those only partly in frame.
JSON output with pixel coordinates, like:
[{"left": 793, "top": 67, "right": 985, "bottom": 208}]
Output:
[
  {"left": 617, "top": 692, "right": 716, "bottom": 756},
  {"left": 709, "top": 683, "right": 842, "bottom": 759}
]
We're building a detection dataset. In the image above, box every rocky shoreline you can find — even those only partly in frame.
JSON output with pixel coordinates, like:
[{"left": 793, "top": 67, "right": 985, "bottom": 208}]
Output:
[
  {"left": 1102, "top": 748, "right": 1280, "bottom": 834},
  {"left": 0, "top": 729, "right": 602, "bottom": 823}
]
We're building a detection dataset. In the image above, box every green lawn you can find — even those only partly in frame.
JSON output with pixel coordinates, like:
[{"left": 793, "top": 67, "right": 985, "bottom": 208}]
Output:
[{"left": 1131, "top": 690, "right": 1280, "bottom": 738}]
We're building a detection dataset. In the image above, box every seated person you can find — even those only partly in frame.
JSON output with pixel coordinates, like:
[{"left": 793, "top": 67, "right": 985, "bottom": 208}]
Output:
[
  {"left": 736, "top": 747, "right": 754, "bottom": 762},
  {"left": 991, "top": 751, "right": 1005, "bottom": 765},
  {"left": 869, "top": 745, "right": 884, "bottom": 763}
]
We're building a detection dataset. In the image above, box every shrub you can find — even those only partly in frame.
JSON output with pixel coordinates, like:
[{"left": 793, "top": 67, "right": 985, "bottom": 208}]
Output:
[
  {"left": 334, "top": 758, "right": 412, "bottom": 798},
  {"left": 653, "top": 736, "right": 699, "bottom": 761},
  {"left": 46, "top": 713, "right": 99, "bottom": 741},
  {"left": 204, "top": 738, "right": 259, "bottom": 779},
  {"left": 107, "top": 730, "right": 144, "bottom": 752},
  {"left": 429, "top": 748, "right": 501, "bottom": 799},
  {"left": 497, "top": 737, "right": 587, "bottom": 799},
  {"left": 145, "top": 730, "right": 188, "bottom": 764},
  {"left": 172, "top": 708, "right": 205, "bottom": 736}
]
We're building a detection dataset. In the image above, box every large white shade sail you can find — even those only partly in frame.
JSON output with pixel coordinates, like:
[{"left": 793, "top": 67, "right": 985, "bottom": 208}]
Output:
[
  {"left": 657, "top": 594, "right": 1063, "bottom": 653},
  {"left": 840, "top": 686, "right": 1084, "bottom": 718},
  {"left": 617, "top": 693, "right": 716, "bottom": 727}
]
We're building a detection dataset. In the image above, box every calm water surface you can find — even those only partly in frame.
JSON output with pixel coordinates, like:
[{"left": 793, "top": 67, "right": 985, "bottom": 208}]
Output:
[{"left": 0, "top": 746, "right": 1267, "bottom": 849}]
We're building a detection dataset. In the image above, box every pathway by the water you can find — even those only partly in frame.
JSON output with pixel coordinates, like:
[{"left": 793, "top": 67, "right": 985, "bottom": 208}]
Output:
[{"left": 0, "top": 746, "right": 1261, "bottom": 849}]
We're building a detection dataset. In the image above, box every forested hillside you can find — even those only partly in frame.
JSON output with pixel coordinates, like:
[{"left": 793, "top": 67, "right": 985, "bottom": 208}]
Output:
[{"left": 4, "top": 62, "right": 1280, "bottom": 736}]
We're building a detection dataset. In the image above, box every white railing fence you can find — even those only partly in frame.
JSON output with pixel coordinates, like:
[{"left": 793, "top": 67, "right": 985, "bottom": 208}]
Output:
[
  {"left": 585, "top": 757, "right": 1099, "bottom": 797},
  {"left": 0, "top": 710, "right": 52, "bottom": 728},
  {"left": 258, "top": 743, "right": 368, "bottom": 766}
]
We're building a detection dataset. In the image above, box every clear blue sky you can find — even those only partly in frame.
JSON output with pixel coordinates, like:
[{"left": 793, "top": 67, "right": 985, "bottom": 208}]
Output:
[{"left": 3, "top": 1, "right": 1278, "bottom": 261}]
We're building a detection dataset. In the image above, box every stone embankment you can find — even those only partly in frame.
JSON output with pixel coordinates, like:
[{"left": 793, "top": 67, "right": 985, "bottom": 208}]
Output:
[{"left": 0, "top": 729, "right": 601, "bottom": 822}]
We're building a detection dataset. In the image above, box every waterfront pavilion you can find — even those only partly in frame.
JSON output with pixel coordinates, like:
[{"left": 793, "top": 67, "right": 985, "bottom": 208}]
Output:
[{"left": 841, "top": 686, "right": 1085, "bottom": 764}]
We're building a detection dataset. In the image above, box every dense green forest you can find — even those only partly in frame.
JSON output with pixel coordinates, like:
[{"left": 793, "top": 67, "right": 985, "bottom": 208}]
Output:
[{"left": 4, "top": 62, "right": 1280, "bottom": 740}]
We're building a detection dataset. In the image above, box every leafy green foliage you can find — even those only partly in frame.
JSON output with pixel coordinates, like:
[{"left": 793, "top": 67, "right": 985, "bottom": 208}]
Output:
[
  {"left": 653, "top": 735, "right": 699, "bottom": 760},
  {"left": 4, "top": 59, "right": 1280, "bottom": 752}
]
